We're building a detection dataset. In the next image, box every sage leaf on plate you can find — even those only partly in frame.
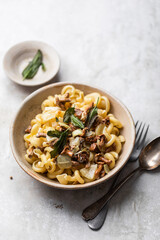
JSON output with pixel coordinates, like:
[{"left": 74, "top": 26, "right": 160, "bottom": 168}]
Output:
[
  {"left": 47, "top": 129, "right": 61, "bottom": 138},
  {"left": 71, "top": 115, "right": 84, "bottom": 129},
  {"left": 86, "top": 97, "right": 99, "bottom": 129},
  {"left": 63, "top": 107, "right": 75, "bottom": 123},
  {"left": 22, "top": 49, "right": 46, "bottom": 80},
  {"left": 41, "top": 62, "right": 46, "bottom": 71},
  {"left": 50, "top": 129, "right": 69, "bottom": 158}
]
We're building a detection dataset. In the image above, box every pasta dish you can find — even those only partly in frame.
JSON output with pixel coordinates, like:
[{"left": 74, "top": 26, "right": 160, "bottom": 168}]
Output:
[{"left": 24, "top": 85, "right": 125, "bottom": 184}]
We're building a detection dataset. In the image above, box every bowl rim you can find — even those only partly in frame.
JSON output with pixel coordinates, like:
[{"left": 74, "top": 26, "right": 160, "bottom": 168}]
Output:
[
  {"left": 10, "top": 82, "right": 135, "bottom": 190},
  {"left": 3, "top": 40, "right": 60, "bottom": 87}
]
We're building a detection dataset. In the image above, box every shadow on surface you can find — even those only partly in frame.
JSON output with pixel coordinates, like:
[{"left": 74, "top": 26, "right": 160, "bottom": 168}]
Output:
[
  {"left": 10, "top": 73, "right": 61, "bottom": 95},
  {"left": 30, "top": 161, "right": 144, "bottom": 218},
  {"left": 5, "top": 72, "right": 61, "bottom": 103}
]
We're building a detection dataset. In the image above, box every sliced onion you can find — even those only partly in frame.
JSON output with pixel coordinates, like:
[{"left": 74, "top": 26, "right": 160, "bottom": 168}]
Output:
[
  {"left": 104, "top": 164, "right": 110, "bottom": 174},
  {"left": 59, "top": 122, "right": 70, "bottom": 129},
  {"left": 80, "top": 164, "right": 97, "bottom": 180},
  {"left": 75, "top": 148, "right": 89, "bottom": 155},
  {"left": 85, "top": 130, "right": 95, "bottom": 137},
  {"left": 46, "top": 134, "right": 58, "bottom": 143},
  {"left": 57, "top": 154, "right": 72, "bottom": 169},
  {"left": 69, "top": 137, "right": 80, "bottom": 148},
  {"left": 72, "top": 129, "right": 83, "bottom": 137}
]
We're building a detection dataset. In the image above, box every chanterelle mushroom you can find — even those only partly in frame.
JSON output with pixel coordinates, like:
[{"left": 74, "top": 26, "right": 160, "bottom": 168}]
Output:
[
  {"left": 55, "top": 93, "right": 71, "bottom": 110},
  {"left": 25, "top": 125, "right": 32, "bottom": 134},
  {"left": 95, "top": 153, "right": 112, "bottom": 165},
  {"left": 36, "top": 133, "right": 46, "bottom": 138}
]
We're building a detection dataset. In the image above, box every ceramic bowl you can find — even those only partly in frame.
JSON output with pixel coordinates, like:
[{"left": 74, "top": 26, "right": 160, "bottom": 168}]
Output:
[
  {"left": 10, "top": 82, "right": 135, "bottom": 189},
  {"left": 3, "top": 41, "right": 60, "bottom": 86}
]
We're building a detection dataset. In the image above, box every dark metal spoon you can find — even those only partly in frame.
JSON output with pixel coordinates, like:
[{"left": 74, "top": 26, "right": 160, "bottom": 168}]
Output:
[{"left": 82, "top": 137, "right": 160, "bottom": 221}]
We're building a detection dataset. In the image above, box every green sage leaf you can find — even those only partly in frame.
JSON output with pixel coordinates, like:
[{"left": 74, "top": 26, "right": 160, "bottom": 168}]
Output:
[
  {"left": 47, "top": 129, "right": 61, "bottom": 138},
  {"left": 86, "top": 97, "right": 99, "bottom": 129},
  {"left": 22, "top": 50, "right": 45, "bottom": 80},
  {"left": 71, "top": 115, "right": 84, "bottom": 129},
  {"left": 41, "top": 62, "right": 46, "bottom": 71},
  {"left": 50, "top": 129, "right": 69, "bottom": 158},
  {"left": 63, "top": 107, "right": 75, "bottom": 123}
]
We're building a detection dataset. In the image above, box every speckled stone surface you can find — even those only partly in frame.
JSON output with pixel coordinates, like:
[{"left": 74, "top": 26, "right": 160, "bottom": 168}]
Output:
[{"left": 0, "top": 0, "right": 160, "bottom": 239}]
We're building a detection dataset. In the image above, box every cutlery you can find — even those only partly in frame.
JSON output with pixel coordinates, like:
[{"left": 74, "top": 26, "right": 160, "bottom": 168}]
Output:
[
  {"left": 82, "top": 136, "right": 160, "bottom": 221},
  {"left": 87, "top": 121, "right": 149, "bottom": 230}
]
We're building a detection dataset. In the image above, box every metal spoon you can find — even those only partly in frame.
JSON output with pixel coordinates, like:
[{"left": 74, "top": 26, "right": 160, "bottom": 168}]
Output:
[{"left": 82, "top": 137, "right": 160, "bottom": 221}]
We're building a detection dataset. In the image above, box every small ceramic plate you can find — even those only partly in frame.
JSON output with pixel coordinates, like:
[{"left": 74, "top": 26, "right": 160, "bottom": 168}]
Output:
[{"left": 3, "top": 41, "right": 60, "bottom": 86}]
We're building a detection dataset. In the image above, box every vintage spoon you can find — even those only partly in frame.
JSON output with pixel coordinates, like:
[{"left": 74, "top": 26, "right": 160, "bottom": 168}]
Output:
[{"left": 82, "top": 137, "right": 160, "bottom": 221}]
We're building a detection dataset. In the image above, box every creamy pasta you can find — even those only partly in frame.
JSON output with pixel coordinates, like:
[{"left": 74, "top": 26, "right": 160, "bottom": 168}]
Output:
[{"left": 24, "top": 85, "right": 125, "bottom": 185}]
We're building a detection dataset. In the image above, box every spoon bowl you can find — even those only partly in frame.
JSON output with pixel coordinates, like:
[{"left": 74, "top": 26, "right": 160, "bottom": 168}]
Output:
[{"left": 139, "top": 137, "right": 160, "bottom": 170}]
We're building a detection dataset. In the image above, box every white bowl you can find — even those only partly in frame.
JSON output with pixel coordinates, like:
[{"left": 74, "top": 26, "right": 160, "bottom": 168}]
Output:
[
  {"left": 10, "top": 82, "right": 135, "bottom": 189},
  {"left": 3, "top": 41, "right": 60, "bottom": 86}
]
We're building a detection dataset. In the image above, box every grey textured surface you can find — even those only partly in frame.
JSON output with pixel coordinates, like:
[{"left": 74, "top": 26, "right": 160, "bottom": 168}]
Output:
[{"left": 0, "top": 0, "right": 160, "bottom": 239}]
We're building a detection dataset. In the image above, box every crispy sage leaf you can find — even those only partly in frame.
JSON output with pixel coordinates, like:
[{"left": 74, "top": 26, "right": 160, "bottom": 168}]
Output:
[
  {"left": 87, "top": 114, "right": 98, "bottom": 129},
  {"left": 50, "top": 129, "right": 69, "bottom": 158},
  {"left": 63, "top": 107, "right": 75, "bottom": 123},
  {"left": 41, "top": 62, "right": 46, "bottom": 71},
  {"left": 71, "top": 115, "right": 84, "bottom": 129},
  {"left": 86, "top": 97, "right": 99, "bottom": 129},
  {"left": 22, "top": 50, "right": 45, "bottom": 80},
  {"left": 47, "top": 129, "right": 61, "bottom": 138}
]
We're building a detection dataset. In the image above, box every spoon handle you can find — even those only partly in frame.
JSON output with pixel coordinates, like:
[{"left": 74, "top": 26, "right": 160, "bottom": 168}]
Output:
[
  {"left": 87, "top": 171, "right": 121, "bottom": 230},
  {"left": 82, "top": 166, "right": 141, "bottom": 221}
]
